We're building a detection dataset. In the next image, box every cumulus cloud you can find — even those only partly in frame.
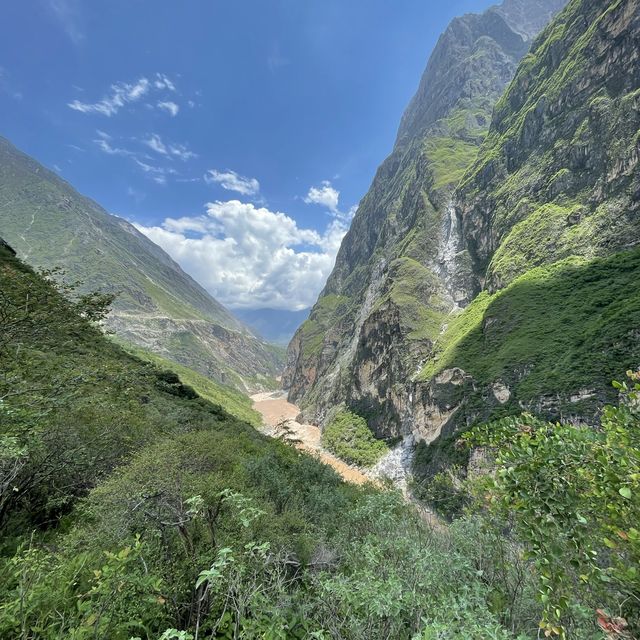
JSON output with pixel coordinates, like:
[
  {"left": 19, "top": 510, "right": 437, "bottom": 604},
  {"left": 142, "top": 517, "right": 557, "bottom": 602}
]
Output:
[
  {"left": 304, "top": 180, "right": 358, "bottom": 223},
  {"left": 157, "top": 100, "right": 179, "bottom": 116},
  {"left": 304, "top": 180, "right": 339, "bottom": 212},
  {"left": 205, "top": 170, "right": 260, "bottom": 197},
  {"left": 135, "top": 200, "right": 349, "bottom": 310}
]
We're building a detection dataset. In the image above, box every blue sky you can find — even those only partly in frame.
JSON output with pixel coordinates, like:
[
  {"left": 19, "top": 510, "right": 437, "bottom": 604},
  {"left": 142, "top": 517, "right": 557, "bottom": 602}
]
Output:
[{"left": 2, "top": 0, "right": 495, "bottom": 311}]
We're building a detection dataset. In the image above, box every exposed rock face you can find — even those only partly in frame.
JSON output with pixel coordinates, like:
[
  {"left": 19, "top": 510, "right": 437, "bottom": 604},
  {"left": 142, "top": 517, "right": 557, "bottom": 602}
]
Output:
[
  {"left": 287, "top": 0, "right": 640, "bottom": 485},
  {"left": 0, "top": 137, "right": 283, "bottom": 391},
  {"left": 284, "top": 0, "right": 568, "bottom": 433},
  {"left": 459, "top": 0, "right": 640, "bottom": 292}
]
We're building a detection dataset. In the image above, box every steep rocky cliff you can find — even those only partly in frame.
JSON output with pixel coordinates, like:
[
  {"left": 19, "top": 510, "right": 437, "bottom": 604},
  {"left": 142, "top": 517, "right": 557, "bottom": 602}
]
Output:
[
  {"left": 413, "top": 0, "right": 640, "bottom": 475},
  {"left": 284, "top": 0, "right": 569, "bottom": 432},
  {"left": 0, "top": 137, "right": 283, "bottom": 391},
  {"left": 285, "top": 0, "right": 640, "bottom": 481}
]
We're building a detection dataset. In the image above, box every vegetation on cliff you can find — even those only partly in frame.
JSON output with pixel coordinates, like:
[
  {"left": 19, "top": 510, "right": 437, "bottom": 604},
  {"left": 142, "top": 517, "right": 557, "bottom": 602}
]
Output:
[
  {"left": 419, "top": 249, "right": 640, "bottom": 415},
  {"left": 322, "top": 410, "right": 388, "bottom": 468}
]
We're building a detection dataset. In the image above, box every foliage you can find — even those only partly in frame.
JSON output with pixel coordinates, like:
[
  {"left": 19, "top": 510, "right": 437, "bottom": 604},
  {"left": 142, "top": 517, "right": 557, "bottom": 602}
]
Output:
[
  {"left": 322, "top": 410, "right": 388, "bottom": 467},
  {"left": 411, "top": 467, "right": 469, "bottom": 521},
  {"left": 467, "top": 374, "right": 640, "bottom": 637},
  {"left": 0, "top": 243, "right": 610, "bottom": 640},
  {"left": 420, "top": 249, "right": 640, "bottom": 417},
  {"left": 118, "top": 343, "right": 263, "bottom": 427}
]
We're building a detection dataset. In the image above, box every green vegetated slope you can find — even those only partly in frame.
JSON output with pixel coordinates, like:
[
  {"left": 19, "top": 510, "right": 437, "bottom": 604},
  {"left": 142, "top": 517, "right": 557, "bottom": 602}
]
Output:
[
  {"left": 284, "top": 0, "right": 567, "bottom": 433},
  {"left": 459, "top": 0, "right": 640, "bottom": 289},
  {"left": 413, "top": 0, "right": 640, "bottom": 477},
  {"left": 116, "top": 341, "right": 263, "bottom": 427},
  {"left": 0, "top": 242, "right": 577, "bottom": 639},
  {"left": 0, "top": 136, "right": 284, "bottom": 391},
  {"left": 421, "top": 251, "right": 640, "bottom": 410}
]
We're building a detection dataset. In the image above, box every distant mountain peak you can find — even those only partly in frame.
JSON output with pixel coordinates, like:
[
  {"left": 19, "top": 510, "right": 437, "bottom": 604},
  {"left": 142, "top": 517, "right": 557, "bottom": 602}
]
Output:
[{"left": 492, "top": 0, "right": 569, "bottom": 40}]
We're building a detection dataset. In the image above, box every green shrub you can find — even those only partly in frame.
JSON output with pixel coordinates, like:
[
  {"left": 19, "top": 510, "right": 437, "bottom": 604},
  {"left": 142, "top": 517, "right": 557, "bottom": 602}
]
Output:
[
  {"left": 411, "top": 467, "right": 469, "bottom": 521},
  {"left": 468, "top": 374, "right": 640, "bottom": 637},
  {"left": 322, "top": 410, "right": 388, "bottom": 467}
]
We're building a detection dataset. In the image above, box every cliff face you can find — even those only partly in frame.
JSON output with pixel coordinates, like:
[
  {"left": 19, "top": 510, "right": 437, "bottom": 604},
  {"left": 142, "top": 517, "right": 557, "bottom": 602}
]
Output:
[
  {"left": 283, "top": 0, "right": 569, "bottom": 433},
  {"left": 412, "top": 0, "right": 640, "bottom": 475},
  {"left": 460, "top": 0, "right": 640, "bottom": 292},
  {"left": 0, "top": 137, "right": 284, "bottom": 391},
  {"left": 286, "top": 0, "right": 640, "bottom": 483}
]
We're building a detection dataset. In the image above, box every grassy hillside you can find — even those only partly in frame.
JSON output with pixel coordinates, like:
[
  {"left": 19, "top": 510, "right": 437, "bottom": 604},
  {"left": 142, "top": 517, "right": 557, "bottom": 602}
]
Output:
[
  {"left": 116, "top": 341, "right": 263, "bottom": 427},
  {"left": 0, "top": 136, "right": 284, "bottom": 391}
]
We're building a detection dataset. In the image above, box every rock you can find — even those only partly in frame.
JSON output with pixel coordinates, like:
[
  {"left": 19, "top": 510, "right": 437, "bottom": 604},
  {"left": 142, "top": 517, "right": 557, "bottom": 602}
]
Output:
[{"left": 492, "top": 381, "right": 511, "bottom": 404}]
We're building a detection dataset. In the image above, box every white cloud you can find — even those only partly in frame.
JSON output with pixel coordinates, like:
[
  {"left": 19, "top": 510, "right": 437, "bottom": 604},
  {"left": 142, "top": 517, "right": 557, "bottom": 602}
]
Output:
[
  {"left": 304, "top": 180, "right": 339, "bottom": 212},
  {"left": 154, "top": 73, "right": 176, "bottom": 92},
  {"left": 205, "top": 170, "right": 260, "bottom": 197},
  {"left": 48, "top": 0, "right": 84, "bottom": 44},
  {"left": 69, "top": 77, "right": 151, "bottom": 116},
  {"left": 169, "top": 143, "right": 197, "bottom": 161},
  {"left": 94, "top": 133, "right": 135, "bottom": 157},
  {"left": 143, "top": 133, "right": 197, "bottom": 161},
  {"left": 157, "top": 100, "right": 179, "bottom": 116},
  {"left": 304, "top": 180, "right": 358, "bottom": 223},
  {"left": 134, "top": 158, "right": 177, "bottom": 182},
  {"left": 135, "top": 200, "right": 349, "bottom": 310},
  {"left": 68, "top": 74, "right": 180, "bottom": 117},
  {"left": 91, "top": 130, "right": 193, "bottom": 184},
  {"left": 143, "top": 133, "right": 168, "bottom": 155}
]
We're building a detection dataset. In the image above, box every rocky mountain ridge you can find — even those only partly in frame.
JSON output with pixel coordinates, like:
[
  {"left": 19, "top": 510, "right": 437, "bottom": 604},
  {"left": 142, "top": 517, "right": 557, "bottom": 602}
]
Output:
[
  {"left": 0, "top": 137, "right": 283, "bottom": 391},
  {"left": 284, "top": 0, "right": 570, "bottom": 429},
  {"left": 284, "top": 0, "right": 640, "bottom": 480}
]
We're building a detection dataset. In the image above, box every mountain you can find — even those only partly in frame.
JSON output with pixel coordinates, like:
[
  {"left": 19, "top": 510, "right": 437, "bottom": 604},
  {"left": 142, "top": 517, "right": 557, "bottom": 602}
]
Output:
[
  {"left": 0, "top": 136, "right": 284, "bottom": 391},
  {"left": 285, "top": 0, "right": 640, "bottom": 480},
  {"left": 413, "top": 0, "right": 640, "bottom": 473},
  {"left": 234, "top": 307, "right": 311, "bottom": 345},
  {"left": 284, "top": 0, "right": 570, "bottom": 428},
  {"left": 1, "top": 237, "right": 538, "bottom": 639}
]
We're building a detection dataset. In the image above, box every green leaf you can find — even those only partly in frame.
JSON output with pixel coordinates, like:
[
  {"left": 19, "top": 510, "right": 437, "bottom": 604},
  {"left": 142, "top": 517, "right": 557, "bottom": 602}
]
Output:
[{"left": 619, "top": 486, "right": 632, "bottom": 499}]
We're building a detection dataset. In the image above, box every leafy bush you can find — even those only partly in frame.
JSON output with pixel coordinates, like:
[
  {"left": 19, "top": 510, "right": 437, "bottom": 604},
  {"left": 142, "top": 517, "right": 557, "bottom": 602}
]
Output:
[
  {"left": 468, "top": 374, "right": 640, "bottom": 637},
  {"left": 411, "top": 467, "right": 469, "bottom": 520},
  {"left": 322, "top": 410, "right": 388, "bottom": 467}
]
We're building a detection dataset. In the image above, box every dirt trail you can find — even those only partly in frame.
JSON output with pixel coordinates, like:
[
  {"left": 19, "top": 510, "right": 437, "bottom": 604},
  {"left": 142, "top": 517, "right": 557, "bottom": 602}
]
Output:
[{"left": 251, "top": 391, "right": 372, "bottom": 485}]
